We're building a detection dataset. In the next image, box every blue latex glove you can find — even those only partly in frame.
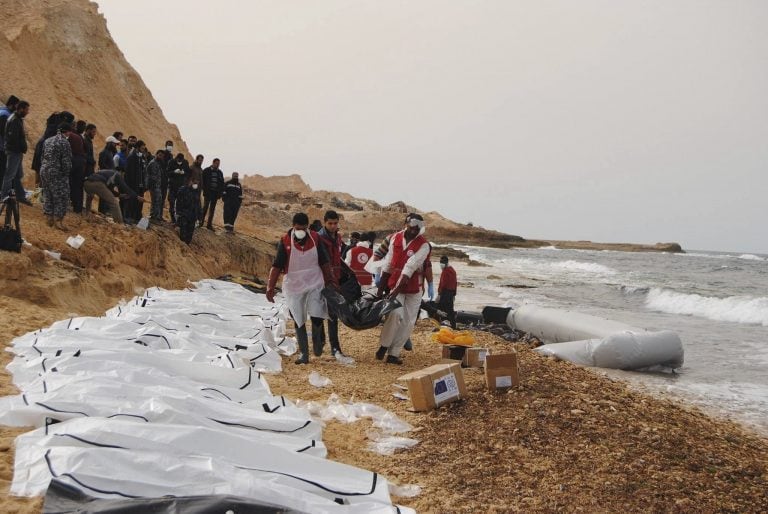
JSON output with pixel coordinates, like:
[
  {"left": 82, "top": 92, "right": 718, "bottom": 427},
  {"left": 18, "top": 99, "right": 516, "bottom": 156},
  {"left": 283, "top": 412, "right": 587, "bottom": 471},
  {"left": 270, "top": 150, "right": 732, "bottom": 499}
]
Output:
[{"left": 427, "top": 282, "right": 435, "bottom": 301}]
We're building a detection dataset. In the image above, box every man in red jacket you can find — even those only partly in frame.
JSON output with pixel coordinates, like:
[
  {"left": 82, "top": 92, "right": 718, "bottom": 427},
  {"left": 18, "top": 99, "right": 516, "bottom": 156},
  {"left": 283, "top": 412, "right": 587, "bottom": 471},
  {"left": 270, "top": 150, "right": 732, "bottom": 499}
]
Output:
[
  {"left": 375, "top": 214, "right": 430, "bottom": 364},
  {"left": 437, "top": 255, "right": 458, "bottom": 329},
  {"left": 316, "top": 210, "right": 348, "bottom": 357}
]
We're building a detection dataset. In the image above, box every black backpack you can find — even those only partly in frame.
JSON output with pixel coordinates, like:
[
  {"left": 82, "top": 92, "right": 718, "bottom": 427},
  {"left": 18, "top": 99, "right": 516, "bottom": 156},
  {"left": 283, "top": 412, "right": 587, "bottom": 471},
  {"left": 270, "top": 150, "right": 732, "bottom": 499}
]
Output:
[{"left": 0, "top": 196, "right": 22, "bottom": 253}]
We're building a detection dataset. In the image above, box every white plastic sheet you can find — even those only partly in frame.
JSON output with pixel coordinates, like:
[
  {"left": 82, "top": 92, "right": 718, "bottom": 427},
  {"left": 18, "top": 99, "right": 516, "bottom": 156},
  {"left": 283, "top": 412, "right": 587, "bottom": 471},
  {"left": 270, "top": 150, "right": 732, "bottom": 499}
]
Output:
[
  {"left": 65, "top": 234, "right": 85, "bottom": 249},
  {"left": 366, "top": 430, "right": 420, "bottom": 456},
  {"left": 309, "top": 371, "right": 333, "bottom": 388}
]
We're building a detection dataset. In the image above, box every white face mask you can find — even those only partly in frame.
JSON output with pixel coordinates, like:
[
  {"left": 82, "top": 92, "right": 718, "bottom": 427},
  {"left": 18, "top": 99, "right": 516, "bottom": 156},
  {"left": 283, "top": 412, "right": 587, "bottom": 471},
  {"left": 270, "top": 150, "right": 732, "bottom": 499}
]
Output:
[
  {"left": 166, "top": 146, "right": 173, "bottom": 152},
  {"left": 191, "top": 184, "right": 198, "bottom": 190},
  {"left": 440, "top": 263, "right": 447, "bottom": 269},
  {"left": 293, "top": 229, "right": 307, "bottom": 240}
]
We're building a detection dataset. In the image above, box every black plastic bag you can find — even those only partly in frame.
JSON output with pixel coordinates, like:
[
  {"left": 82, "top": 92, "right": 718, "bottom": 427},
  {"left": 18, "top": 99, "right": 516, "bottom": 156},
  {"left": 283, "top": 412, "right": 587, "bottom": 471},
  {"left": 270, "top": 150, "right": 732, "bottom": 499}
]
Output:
[
  {"left": 338, "top": 260, "right": 361, "bottom": 302},
  {"left": 322, "top": 288, "right": 401, "bottom": 330},
  {"left": 43, "top": 479, "right": 288, "bottom": 514},
  {"left": 0, "top": 197, "right": 22, "bottom": 253}
]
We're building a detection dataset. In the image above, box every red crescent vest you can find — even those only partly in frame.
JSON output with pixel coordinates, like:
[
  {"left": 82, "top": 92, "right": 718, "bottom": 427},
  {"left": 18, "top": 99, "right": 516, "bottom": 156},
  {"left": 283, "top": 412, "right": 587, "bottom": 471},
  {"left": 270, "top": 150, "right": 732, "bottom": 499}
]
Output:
[
  {"left": 349, "top": 245, "right": 374, "bottom": 285},
  {"left": 281, "top": 230, "right": 320, "bottom": 272},
  {"left": 387, "top": 231, "right": 428, "bottom": 294}
]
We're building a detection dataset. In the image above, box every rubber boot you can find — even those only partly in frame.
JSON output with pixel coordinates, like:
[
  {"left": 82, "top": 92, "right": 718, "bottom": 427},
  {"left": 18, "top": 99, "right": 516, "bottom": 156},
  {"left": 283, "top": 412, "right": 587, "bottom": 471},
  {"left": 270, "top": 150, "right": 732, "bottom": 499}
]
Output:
[
  {"left": 311, "top": 317, "right": 325, "bottom": 356},
  {"left": 328, "top": 316, "right": 343, "bottom": 356},
  {"left": 294, "top": 324, "right": 309, "bottom": 364}
]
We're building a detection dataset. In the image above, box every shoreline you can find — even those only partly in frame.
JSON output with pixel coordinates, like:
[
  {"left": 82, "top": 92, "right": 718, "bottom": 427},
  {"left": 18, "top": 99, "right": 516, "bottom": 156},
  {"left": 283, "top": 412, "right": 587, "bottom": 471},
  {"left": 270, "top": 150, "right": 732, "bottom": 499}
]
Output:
[{"left": 444, "top": 255, "right": 768, "bottom": 439}]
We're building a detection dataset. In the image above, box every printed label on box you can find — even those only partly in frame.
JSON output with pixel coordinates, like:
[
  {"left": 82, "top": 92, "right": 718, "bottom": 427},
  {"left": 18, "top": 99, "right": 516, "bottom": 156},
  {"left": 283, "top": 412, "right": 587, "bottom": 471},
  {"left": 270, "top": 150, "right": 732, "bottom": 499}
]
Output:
[
  {"left": 433, "top": 372, "right": 460, "bottom": 405},
  {"left": 478, "top": 350, "right": 488, "bottom": 362},
  {"left": 495, "top": 375, "right": 513, "bottom": 388}
]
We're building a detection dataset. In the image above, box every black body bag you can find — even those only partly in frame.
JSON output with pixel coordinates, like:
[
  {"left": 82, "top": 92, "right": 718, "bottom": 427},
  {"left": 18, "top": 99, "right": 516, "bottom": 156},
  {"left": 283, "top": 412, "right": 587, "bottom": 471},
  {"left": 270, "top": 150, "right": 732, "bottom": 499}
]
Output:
[
  {"left": 338, "top": 260, "right": 362, "bottom": 302},
  {"left": 322, "top": 288, "right": 402, "bottom": 331},
  {"left": 0, "top": 197, "right": 22, "bottom": 253}
]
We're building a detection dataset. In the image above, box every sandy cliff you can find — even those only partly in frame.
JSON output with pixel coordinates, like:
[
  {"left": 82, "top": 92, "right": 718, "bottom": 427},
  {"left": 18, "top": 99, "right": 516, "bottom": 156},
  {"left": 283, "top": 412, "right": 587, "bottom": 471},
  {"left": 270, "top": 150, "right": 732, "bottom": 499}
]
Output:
[{"left": 0, "top": 0, "right": 189, "bottom": 182}]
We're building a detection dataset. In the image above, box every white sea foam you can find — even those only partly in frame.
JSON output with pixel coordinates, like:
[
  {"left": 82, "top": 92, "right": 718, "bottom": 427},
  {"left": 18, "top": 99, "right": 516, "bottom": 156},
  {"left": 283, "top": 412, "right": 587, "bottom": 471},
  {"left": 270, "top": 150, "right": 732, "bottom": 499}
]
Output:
[
  {"left": 538, "top": 245, "right": 559, "bottom": 251},
  {"left": 676, "top": 252, "right": 733, "bottom": 259},
  {"left": 645, "top": 288, "right": 768, "bottom": 326},
  {"left": 551, "top": 260, "right": 617, "bottom": 274},
  {"left": 676, "top": 252, "right": 767, "bottom": 262},
  {"left": 489, "top": 257, "right": 618, "bottom": 276},
  {"left": 738, "top": 254, "right": 766, "bottom": 262}
]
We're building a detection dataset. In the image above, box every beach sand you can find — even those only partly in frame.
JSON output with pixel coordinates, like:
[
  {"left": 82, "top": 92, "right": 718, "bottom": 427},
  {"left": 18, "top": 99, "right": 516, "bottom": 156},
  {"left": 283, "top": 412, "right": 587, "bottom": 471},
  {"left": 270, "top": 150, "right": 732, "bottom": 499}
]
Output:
[{"left": 0, "top": 206, "right": 766, "bottom": 512}]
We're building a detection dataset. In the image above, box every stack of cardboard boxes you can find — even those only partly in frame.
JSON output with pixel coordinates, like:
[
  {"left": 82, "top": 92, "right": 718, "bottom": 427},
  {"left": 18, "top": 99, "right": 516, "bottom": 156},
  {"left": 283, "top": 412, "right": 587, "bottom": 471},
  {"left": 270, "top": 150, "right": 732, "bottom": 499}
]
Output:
[{"left": 398, "top": 345, "right": 521, "bottom": 412}]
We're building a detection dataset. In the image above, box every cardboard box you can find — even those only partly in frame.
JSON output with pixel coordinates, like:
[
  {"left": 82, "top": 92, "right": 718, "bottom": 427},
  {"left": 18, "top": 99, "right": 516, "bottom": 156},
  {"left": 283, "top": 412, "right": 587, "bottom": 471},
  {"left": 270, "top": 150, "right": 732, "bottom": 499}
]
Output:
[
  {"left": 463, "top": 347, "right": 490, "bottom": 368},
  {"left": 440, "top": 346, "right": 490, "bottom": 368},
  {"left": 484, "top": 352, "right": 520, "bottom": 390},
  {"left": 398, "top": 362, "right": 467, "bottom": 412},
  {"left": 441, "top": 345, "right": 467, "bottom": 362}
]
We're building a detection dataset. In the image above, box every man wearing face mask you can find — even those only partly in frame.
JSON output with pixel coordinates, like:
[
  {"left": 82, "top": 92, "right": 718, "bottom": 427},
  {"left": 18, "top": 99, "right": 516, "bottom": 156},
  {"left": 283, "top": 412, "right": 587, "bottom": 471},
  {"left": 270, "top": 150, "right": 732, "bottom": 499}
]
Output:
[
  {"left": 174, "top": 173, "right": 201, "bottom": 244},
  {"left": 375, "top": 213, "right": 430, "bottom": 364},
  {"left": 437, "top": 255, "right": 458, "bottom": 329},
  {"left": 166, "top": 152, "right": 189, "bottom": 224},
  {"left": 161, "top": 140, "right": 173, "bottom": 209},
  {"left": 266, "top": 213, "right": 339, "bottom": 364}
]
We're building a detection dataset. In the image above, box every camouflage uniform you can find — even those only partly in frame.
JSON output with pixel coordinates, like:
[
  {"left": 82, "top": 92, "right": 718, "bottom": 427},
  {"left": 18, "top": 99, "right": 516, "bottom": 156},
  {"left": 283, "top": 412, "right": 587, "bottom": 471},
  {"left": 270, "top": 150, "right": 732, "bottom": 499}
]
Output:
[{"left": 40, "top": 133, "right": 72, "bottom": 218}]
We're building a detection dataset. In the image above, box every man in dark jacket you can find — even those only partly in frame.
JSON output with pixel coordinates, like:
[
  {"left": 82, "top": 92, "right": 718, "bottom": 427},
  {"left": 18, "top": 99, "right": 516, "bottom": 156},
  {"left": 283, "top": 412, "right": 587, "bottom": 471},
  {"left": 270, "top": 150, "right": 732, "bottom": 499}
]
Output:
[
  {"left": 82, "top": 123, "right": 97, "bottom": 177},
  {"left": 98, "top": 136, "right": 119, "bottom": 170},
  {"left": 201, "top": 158, "right": 224, "bottom": 229},
  {"left": 222, "top": 172, "right": 243, "bottom": 233},
  {"left": 175, "top": 174, "right": 202, "bottom": 244},
  {"left": 160, "top": 140, "right": 173, "bottom": 208},
  {"left": 97, "top": 135, "right": 120, "bottom": 214},
  {"left": 316, "top": 210, "right": 349, "bottom": 357},
  {"left": 145, "top": 149, "right": 166, "bottom": 221},
  {"left": 2, "top": 100, "right": 30, "bottom": 203},
  {"left": 123, "top": 141, "right": 147, "bottom": 223},
  {"left": 66, "top": 124, "right": 86, "bottom": 213},
  {"left": 166, "top": 152, "right": 188, "bottom": 224},
  {"left": 0, "top": 95, "right": 19, "bottom": 189}
]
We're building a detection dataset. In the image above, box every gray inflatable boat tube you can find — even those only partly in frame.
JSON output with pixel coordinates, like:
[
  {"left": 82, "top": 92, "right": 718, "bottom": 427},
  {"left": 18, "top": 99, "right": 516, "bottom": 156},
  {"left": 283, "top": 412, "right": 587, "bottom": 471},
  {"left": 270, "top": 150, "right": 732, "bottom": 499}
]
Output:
[{"left": 507, "top": 305, "right": 684, "bottom": 371}]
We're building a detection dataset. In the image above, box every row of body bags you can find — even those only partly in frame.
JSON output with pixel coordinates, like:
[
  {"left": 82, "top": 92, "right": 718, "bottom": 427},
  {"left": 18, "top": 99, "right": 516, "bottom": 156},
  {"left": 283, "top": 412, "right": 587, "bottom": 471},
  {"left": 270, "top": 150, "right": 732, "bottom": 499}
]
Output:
[{"left": 1, "top": 279, "right": 413, "bottom": 514}]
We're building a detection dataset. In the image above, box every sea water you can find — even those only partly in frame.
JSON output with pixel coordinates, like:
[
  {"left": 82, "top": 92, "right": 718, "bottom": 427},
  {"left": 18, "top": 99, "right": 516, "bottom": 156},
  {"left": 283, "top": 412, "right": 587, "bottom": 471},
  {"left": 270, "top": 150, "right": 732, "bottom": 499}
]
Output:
[{"left": 441, "top": 245, "right": 768, "bottom": 435}]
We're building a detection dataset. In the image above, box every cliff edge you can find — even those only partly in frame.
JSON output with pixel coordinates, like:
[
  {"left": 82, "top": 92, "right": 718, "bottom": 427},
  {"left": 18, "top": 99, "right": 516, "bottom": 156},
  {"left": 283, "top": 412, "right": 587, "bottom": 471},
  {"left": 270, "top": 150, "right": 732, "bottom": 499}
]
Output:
[{"left": 0, "top": 0, "right": 189, "bottom": 179}]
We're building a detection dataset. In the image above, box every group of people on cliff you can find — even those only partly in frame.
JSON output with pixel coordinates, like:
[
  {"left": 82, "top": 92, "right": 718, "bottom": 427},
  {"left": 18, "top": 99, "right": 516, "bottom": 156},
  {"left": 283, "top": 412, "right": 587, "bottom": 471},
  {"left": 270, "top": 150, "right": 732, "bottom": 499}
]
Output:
[
  {"left": 0, "top": 95, "right": 244, "bottom": 242},
  {"left": 266, "top": 209, "right": 458, "bottom": 365}
]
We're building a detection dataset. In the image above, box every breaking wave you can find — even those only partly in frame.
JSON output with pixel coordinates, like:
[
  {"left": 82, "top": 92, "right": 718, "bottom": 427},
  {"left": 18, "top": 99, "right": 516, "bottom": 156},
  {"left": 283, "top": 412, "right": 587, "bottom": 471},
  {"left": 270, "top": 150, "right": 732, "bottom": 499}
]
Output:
[
  {"left": 645, "top": 288, "right": 768, "bottom": 326},
  {"left": 739, "top": 254, "right": 766, "bottom": 262},
  {"left": 551, "top": 260, "right": 617, "bottom": 274}
]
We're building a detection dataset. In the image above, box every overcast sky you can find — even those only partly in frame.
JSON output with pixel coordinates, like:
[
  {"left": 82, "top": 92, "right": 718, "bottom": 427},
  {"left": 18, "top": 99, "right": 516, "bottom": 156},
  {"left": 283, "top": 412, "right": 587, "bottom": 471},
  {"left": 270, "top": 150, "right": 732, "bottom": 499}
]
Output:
[{"left": 98, "top": 1, "right": 768, "bottom": 254}]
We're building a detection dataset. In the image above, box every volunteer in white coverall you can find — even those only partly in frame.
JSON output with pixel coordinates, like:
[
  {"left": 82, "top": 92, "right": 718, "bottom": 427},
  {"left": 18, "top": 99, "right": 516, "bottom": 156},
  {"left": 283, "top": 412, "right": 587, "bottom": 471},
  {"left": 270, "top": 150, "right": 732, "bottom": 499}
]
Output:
[{"left": 375, "top": 214, "right": 430, "bottom": 365}]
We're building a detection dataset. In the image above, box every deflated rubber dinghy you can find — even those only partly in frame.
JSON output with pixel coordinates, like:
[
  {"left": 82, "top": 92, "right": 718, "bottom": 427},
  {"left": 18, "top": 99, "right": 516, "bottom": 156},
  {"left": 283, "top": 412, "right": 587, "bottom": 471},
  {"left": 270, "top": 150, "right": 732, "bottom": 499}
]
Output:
[{"left": 507, "top": 304, "right": 684, "bottom": 371}]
